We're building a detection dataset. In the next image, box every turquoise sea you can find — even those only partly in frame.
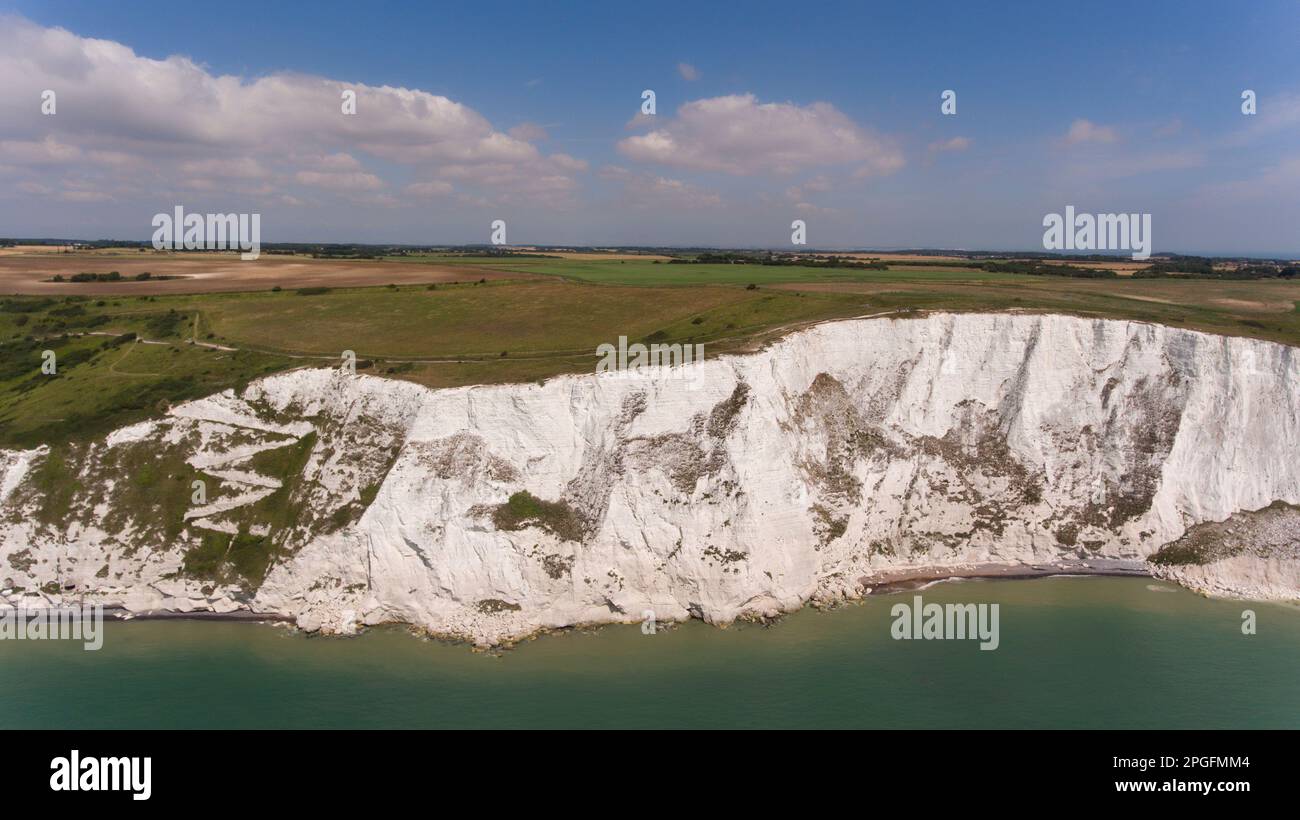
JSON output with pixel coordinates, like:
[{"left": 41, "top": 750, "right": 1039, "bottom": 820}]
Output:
[{"left": 2, "top": 577, "right": 1296, "bottom": 729}]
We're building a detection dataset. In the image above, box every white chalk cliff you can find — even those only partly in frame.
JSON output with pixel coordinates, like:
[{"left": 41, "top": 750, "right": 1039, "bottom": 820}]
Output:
[{"left": 2, "top": 313, "right": 1297, "bottom": 645}]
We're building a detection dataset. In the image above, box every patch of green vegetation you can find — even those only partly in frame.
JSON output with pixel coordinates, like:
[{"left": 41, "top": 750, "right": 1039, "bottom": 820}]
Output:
[
  {"left": 483, "top": 258, "right": 999, "bottom": 287},
  {"left": 246, "top": 433, "right": 313, "bottom": 477},
  {"left": 181, "top": 528, "right": 275, "bottom": 585},
  {"left": 27, "top": 445, "right": 80, "bottom": 526},
  {"left": 192, "top": 280, "right": 826, "bottom": 359},
  {"left": 541, "top": 553, "right": 573, "bottom": 579},
  {"left": 240, "top": 432, "right": 319, "bottom": 536},
  {"left": 142, "top": 309, "right": 187, "bottom": 338},
  {"left": 0, "top": 312, "right": 291, "bottom": 449},
  {"left": 326, "top": 481, "right": 382, "bottom": 532},
  {"left": 7, "top": 548, "right": 35, "bottom": 573},
  {"left": 178, "top": 433, "right": 320, "bottom": 588},
  {"left": 490, "top": 490, "right": 587, "bottom": 542},
  {"left": 0, "top": 297, "right": 58, "bottom": 314},
  {"left": 359, "top": 482, "right": 380, "bottom": 506},
  {"left": 476, "top": 598, "right": 522, "bottom": 614},
  {"left": 224, "top": 529, "right": 275, "bottom": 586},
  {"left": 97, "top": 437, "right": 206, "bottom": 550},
  {"left": 2, "top": 258, "right": 1298, "bottom": 457},
  {"left": 49, "top": 271, "right": 180, "bottom": 283},
  {"left": 1149, "top": 540, "right": 1213, "bottom": 566}
]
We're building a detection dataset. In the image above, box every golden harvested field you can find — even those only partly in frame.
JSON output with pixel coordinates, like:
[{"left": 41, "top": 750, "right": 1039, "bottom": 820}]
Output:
[
  {"left": 0, "top": 252, "right": 530, "bottom": 295},
  {"left": 0, "top": 244, "right": 77, "bottom": 255},
  {"left": 1039, "top": 258, "right": 1153, "bottom": 275}
]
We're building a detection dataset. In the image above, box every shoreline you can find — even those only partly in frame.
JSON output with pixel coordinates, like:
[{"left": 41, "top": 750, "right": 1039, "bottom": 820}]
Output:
[
  {"left": 859, "top": 559, "right": 1151, "bottom": 594},
  {"left": 75, "top": 559, "right": 1158, "bottom": 632},
  {"left": 99, "top": 606, "right": 295, "bottom": 624}
]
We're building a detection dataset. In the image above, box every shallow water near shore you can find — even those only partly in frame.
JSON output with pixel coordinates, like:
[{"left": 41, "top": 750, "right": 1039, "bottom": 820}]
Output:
[{"left": 2, "top": 576, "right": 1297, "bottom": 729}]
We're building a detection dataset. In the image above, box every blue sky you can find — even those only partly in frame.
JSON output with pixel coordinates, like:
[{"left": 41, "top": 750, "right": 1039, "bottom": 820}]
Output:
[{"left": 1, "top": 0, "right": 1297, "bottom": 253}]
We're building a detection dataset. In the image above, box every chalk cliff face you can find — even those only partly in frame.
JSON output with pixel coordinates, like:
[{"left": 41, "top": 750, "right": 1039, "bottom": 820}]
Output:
[{"left": 2, "top": 313, "right": 1298, "bottom": 644}]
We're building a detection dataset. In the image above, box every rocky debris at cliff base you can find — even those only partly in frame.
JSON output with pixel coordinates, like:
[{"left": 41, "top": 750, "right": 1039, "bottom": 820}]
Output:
[
  {"left": 1149, "top": 502, "right": 1300, "bottom": 601},
  {"left": 860, "top": 558, "right": 1150, "bottom": 592}
]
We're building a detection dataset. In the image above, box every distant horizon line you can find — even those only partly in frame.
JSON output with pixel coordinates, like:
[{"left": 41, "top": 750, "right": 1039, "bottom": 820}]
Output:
[{"left": 5, "top": 238, "right": 1298, "bottom": 262}]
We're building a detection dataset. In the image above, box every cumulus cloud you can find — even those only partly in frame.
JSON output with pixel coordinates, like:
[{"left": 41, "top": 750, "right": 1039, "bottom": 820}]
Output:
[
  {"left": 59, "top": 189, "right": 113, "bottom": 202},
  {"left": 1224, "top": 91, "right": 1300, "bottom": 148},
  {"left": 617, "top": 94, "right": 903, "bottom": 177},
  {"left": 792, "top": 200, "right": 837, "bottom": 216},
  {"left": 1195, "top": 155, "right": 1300, "bottom": 206},
  {"left": 435, "top": 152, "right": 587, "bottom": 204},
  {"left": 508, "top": 122, "right": 549, "bottom": 141},
  {"left": 928, "top": 136, "right": 972, "bottom": 153},
  {"left": 600, "top": 165, "right": 721, "bottom": 209},
  {"left": 0, "top": 16, "right": 585, "bottom": 207},
  {"left": 1061, "top": 119, "right": 1119, "bottom": 146},
  {"left": 0, "top": 137, "right": 83, "bottom": 164},
  {"left": 179, "top": 157, "right": 269, "bottom": 178},
  {"left": 294, "top": 170, "right": 385, "bottom": 191},
  {"left": 624, "top": 112, "right": 656, "bottom": 131},
  {"left": 784, "top": 175, "right": 832, "bottom": 202},
  {"left": 405, "top": 180, "right": 455, "bottom": 198}
]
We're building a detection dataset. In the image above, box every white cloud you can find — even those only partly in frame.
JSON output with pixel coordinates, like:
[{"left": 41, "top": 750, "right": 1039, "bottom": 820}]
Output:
[
  {"left": 437, "top": 152, "right": 587, "bottom": 204},
  {"left": 548, "top": 153, "right": 588, "bottom": 173},
  {"left": 928, "top": 136, "right": 972, "bottom": 153},
  {"left": 179, "top": 157, "right": 268, "bottom": 178},
  {"left": 0, "top": 16, "right": 585, "bottom": 207},
  {"left": 600, "top": 165, "right": 721, "bottom": 209},
  {"left": 1061, "top": 119, "right": 1119, "bottom": 146},
  {"left": 617, "top": 94, "right": 903, "bottom": 177},
  {"left": 677, "top": 62, "right": 700, "bottom": 81},
  {"left": 624, "top": 112, "right": 656, "bottom": 131},
  {"left": 16, "top": 180, "right": 52, "bottom": 195},
  {"left": 784, "top": 175, "right": 832, "bottom": 202},
  {"left": 299, "top": 152, "right": 365, "bottom": 171},
  {"left": 793, "top": 201, "right": 837, "bottom": 216},
  {"left": 405, "top": 180, "right": 454, "bottom": 197},
  {"left": 355, "top": 192, "right": 400, "bottom": 208},
  {"left": 1224, "top": 91, "right": 1300, "bottom": 147},
  {"left": 509, "top": 122, "right": 548, "bottom": 141},
  {"left": 58, "top": 190, "right": 112, "bottom": 202},
  {"left": 0, "top": 137, "right": 82, "bottom": 164},
  {"left": 1195, "top": 156, "right": 1300, "bottom": 206},
  {"left": 294, "top": 170, "right": 385, "bottom": 191}
]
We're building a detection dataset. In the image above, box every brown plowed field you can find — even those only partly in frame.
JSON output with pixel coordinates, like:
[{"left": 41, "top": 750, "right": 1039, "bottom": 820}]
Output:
[{"left": 0, "top": 251, "right": 528, "bottom": 295}]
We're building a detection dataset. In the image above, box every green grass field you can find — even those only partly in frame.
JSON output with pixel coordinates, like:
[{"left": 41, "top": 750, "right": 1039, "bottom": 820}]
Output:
[
  {"left": 0, "top": 331, "right": 286, "bottom": 448},
  {"left": 387, "top": 255, "right": 998, "bottom": 286},
  {"left": 2, "top": 254, "right": 1297, "bottom": 449},
  {"left": 188, "top": 279, "right": 863, "bottom": 357}
]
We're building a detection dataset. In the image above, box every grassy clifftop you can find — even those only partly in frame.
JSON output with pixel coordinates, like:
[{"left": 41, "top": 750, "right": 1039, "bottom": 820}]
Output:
[{"left": 3, "top": 257, "right": 1298, "bottom": 451}]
